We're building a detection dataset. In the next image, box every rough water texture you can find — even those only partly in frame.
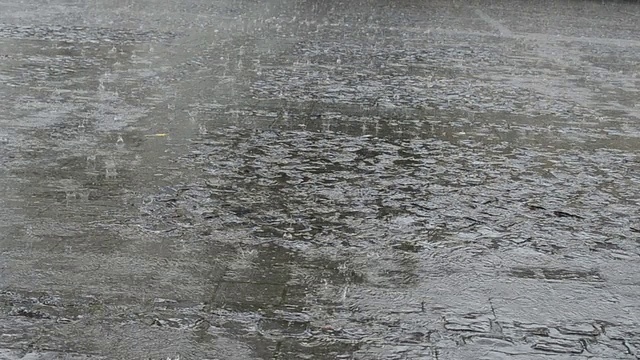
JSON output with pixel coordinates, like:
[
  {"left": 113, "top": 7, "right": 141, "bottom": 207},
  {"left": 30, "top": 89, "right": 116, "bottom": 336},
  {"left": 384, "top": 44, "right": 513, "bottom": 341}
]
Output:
[{"left": 1, "top": 0, "right": 640, "bottom": 359}]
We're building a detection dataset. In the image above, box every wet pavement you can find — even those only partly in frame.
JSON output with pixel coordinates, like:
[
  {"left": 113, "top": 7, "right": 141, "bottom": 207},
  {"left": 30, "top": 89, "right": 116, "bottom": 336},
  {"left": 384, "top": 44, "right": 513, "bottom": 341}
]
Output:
[{"left": 1, "top": 0, "right": 640, "bottom": 358}]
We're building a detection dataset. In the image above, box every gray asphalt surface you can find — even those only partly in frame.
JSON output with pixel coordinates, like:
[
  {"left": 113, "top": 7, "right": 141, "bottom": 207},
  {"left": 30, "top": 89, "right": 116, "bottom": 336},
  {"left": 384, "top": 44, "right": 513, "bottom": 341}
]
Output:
[{"left": 1, "top": 0, "right": 640, "bottom": 359}]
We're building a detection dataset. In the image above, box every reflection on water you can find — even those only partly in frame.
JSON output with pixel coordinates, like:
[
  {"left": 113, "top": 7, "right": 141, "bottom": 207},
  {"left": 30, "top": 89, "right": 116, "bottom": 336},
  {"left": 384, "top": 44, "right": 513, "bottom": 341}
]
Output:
[{"left": 1, "top": 0, "right": 640, "bottom": 358}]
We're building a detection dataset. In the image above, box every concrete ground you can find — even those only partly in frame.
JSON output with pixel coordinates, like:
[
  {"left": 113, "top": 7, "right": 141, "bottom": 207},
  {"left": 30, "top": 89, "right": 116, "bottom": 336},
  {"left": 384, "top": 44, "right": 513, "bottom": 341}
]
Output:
[{"left": 1, "top": 0, "right": 640, "bottom": 359}]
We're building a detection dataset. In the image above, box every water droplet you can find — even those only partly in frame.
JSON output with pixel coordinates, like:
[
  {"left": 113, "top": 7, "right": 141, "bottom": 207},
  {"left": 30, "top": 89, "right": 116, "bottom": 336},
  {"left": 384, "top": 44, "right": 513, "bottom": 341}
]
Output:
[
  {"left": 116, "top": 135, "right": 124, "bottom": 147},
  {"left": 65, "top": 191, "right": 76, "bottom": 202},
  {"left": 105, "top": 159, "right": 117, "bottom": 179}
]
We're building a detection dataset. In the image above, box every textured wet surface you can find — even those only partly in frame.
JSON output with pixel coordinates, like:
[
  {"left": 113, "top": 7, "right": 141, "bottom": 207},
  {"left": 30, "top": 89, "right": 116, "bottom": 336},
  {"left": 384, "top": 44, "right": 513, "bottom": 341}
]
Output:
[{"left": 1, "top": 0, "right": 640, "bottom": 359}]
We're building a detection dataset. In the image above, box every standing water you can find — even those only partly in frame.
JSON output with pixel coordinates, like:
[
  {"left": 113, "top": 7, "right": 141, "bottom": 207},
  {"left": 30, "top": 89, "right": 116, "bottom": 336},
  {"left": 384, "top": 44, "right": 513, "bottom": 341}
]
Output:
[{"left": 1, "top": 0, "right": 639, "bottom": 358}]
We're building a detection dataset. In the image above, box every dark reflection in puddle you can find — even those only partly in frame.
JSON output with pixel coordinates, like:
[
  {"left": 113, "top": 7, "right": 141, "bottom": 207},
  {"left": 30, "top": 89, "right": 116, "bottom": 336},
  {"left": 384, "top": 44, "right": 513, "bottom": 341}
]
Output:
[
  {"left": 509, "top": 267, "right": 604, "bottom": 282},
  {"left": 2, "top": 0, "right": 640, "bottom": 358}
]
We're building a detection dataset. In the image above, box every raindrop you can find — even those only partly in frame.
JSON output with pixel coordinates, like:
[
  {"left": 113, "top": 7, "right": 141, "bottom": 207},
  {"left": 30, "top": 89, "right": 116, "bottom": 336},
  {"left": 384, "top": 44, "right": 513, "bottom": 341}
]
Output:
[
  {"left": 86, "top": 154, "right": 96, "bottom": 167},
  {"left": 187, "top": 111, "right": 196, "bottom": 122},
  {"left": 105, "top": 158, "right": 117, "bottom": 179},
  {"left": 116, "top": 135, "right": 124, "bottom": 147},
  {"left": 78, "top": 189, "right": 90, "bottom": 201},
  {"left": 65, "top": 191, "right": 76, "bottom": 203}
]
